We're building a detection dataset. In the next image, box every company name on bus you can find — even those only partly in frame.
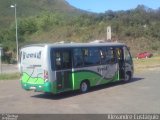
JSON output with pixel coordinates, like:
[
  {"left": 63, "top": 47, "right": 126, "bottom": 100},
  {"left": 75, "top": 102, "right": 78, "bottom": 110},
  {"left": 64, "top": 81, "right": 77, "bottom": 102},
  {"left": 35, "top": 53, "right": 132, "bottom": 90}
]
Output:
[
  {"left": 23, "top": 51, "right": 41, "bottom": 60},
  {"left": 97, "top": 66, "right": 108, "bottom": 72}
]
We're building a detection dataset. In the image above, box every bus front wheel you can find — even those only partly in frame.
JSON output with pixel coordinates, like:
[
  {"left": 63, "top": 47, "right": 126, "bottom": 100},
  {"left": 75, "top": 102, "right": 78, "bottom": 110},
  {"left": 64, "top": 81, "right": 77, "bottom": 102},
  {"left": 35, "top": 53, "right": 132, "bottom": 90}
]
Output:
[
  {"left": 80, "top": 81, "right": 89, "bottom": 93},
  {"left": 124, "top": 72, "right": 131, "bottom": 82}
]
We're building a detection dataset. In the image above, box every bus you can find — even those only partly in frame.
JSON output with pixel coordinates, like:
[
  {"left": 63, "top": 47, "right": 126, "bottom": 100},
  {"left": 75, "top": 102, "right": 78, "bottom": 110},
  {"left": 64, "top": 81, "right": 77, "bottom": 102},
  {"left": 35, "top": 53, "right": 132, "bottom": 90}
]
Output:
[{"left": 19, "top": 42, "right": 133, "bottom": 94}]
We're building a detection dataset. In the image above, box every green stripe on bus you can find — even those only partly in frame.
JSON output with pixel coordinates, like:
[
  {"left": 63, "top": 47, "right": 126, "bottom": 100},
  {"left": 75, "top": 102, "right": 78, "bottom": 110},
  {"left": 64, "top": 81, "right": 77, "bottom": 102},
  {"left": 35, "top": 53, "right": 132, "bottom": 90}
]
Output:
[{"left": 72, "top": 71, "right": 75, "bottom": 90}]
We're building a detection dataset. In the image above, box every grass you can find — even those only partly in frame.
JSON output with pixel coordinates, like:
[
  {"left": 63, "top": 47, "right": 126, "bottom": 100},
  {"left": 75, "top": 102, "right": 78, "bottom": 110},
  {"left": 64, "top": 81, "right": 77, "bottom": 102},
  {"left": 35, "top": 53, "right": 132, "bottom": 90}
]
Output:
[
  {"left": 133, "top": 56, "right": 160, "bottom": 73},
  {"left": 0, "top": 72, "right": 20, "bottom": 80}
]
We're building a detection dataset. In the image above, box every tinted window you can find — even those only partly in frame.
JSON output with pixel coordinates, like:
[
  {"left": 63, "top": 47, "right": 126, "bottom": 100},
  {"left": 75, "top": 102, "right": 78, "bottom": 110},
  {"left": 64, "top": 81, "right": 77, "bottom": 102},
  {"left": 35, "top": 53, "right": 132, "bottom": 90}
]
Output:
[
  {"left": 124, "top": 47, "right": 132, "bottom": 65},
  {"left": 100, "top": 47, "right": 115, "bottom": 64},
  {"left": 62, "top": 51, "right": 72, "bottom": 69},
  {"left": 73, "top": 48, "right": 83, "bottom": 67},
  {"left": 83, "top": 48, "right": 101, "bottom": 66},
  {"left": 107, "top": 47, "right": 116, "bottom": 64},
  {"left": 115, "top": 48, "right": 123, "bottom": 60},
  {"left": 55, "top": 51, "right": 61, "bottom": 70},
  {"left": 55, "top": 49, "right": 72, "bottom": 70}
]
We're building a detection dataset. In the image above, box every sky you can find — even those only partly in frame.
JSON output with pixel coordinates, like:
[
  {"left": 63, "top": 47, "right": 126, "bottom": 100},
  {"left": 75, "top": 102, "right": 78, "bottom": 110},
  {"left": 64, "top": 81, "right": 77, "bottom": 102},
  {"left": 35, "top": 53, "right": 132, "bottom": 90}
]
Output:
[{"left": 66, "top": 0, "right": 160, "bottom": 13}]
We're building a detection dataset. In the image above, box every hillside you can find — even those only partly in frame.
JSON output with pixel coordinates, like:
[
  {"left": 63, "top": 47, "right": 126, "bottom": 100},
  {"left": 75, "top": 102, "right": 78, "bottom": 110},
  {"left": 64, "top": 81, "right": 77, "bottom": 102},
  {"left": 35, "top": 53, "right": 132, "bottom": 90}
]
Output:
[
  {"left": 0, "top": 0, "right": 81, "bottom": 28},
  {"left": 22, "top": 5, "right": 160, "bottom": 55},
  {"left": 0, "top": 1, "right": 160, "bottom": 63}
]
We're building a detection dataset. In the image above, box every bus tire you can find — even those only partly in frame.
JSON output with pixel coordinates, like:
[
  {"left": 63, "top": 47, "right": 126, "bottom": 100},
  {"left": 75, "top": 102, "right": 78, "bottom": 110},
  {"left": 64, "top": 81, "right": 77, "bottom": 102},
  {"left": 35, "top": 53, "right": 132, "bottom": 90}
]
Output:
[
  {"left": 124, "top": 71, "right": 131, "bottom": 82},
  {"left": 80, "top": 81, "right": 90, "bottom": 93}
]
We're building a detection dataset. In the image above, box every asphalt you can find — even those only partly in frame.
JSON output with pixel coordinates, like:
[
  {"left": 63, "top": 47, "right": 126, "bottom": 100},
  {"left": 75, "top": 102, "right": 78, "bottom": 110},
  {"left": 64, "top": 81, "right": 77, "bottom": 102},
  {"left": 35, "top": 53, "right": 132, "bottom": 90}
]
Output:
[{"left": 0, "top": 67, "right": 160, "bottom": 114}]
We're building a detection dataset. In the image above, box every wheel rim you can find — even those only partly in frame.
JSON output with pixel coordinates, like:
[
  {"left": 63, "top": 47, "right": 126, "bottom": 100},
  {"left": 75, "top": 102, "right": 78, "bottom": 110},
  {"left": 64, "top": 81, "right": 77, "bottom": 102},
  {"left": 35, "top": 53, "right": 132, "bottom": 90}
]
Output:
[
  {"left": 81, "top": 82, "right": 88, "bottom": 92},
  {"left": 125, "top": 74, "right": 129, "bottom": 81}
]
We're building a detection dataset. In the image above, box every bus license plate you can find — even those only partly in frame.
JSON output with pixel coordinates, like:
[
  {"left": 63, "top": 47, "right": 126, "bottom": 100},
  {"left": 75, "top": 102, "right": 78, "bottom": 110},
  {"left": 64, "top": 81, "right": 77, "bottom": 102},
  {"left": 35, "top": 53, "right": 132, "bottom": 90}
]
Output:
[{"left": 30, "top": 86, "right": 36, "bottom": 90}]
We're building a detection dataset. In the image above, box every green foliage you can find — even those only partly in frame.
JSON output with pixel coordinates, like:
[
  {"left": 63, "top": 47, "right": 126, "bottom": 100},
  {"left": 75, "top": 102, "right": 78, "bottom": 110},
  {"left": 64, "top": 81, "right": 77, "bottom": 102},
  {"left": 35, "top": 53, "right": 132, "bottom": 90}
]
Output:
[
  {"left": 35, "top": 12, "right": 66, "bottom": 31},
  {"left": 0, "top": 0, "right": 81, "bottom": 29},
  {"left": 18, "top": 18, "right": 38, "bottom": 35},
  {"left": 0, "top": 4, "right": 160, "bottom": 63}
]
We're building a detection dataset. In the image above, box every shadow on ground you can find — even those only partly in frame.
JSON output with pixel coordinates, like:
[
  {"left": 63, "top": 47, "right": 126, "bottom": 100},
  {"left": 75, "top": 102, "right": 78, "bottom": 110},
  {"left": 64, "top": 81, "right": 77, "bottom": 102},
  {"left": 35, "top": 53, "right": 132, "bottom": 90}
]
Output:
[{"left": 31, "top": 77, "right": 144, "bottom": 100}]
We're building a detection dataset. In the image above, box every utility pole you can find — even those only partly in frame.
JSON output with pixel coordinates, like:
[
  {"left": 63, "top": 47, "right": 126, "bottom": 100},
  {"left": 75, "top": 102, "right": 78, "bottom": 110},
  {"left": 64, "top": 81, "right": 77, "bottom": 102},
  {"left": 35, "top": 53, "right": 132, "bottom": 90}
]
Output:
[
  {"left": 11, "top": 4, "right": 19, "bottom": 62},
  {"left": 0, "top": 47, "right": 2, "bottom": 73}
]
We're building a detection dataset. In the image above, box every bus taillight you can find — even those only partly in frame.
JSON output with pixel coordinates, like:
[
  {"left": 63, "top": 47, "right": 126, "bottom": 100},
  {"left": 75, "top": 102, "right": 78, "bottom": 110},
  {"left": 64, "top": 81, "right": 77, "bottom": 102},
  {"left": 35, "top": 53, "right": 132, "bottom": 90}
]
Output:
[{"left": 44, "top": 70, "right": 48, "bottom": 82}]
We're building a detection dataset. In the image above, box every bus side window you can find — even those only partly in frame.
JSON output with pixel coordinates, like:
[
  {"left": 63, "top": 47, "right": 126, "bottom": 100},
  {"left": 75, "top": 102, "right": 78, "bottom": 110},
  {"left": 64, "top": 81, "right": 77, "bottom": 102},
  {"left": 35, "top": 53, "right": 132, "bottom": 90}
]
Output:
[
  {"left": 55, "top": 51, "right": 61, "bottom": 70},
  {"left": 83, "top": 48, "right": 89, "bottom": 65},
  {"left": 115, "top": 48, "right": 123, "bottom": 60},
  {"left": 83, "top": 48, "right": 101, "bottom": 66},
  {"left": 62, "top": 51, "right": 72, "bottom": 69},
  {"left": 55, "top": 50, "right": 72, "bottom": 70},
  {"left": 107, "top": 47, "right": 115, "bottom": 64},
  {"left": 124, "top": 47, "right": 132, "bottom": 65},
  {"left": 73, "top": 48, "right": 83, "bottom": 67},
  {"left": 83, "top": 48, "right": 89, "bottom": 57},
  {"left": 99, "top": 47, "right": 116, "bottom": 65},
  {"left": 100, "top": 48, "right": 107, "bottom": 64}
]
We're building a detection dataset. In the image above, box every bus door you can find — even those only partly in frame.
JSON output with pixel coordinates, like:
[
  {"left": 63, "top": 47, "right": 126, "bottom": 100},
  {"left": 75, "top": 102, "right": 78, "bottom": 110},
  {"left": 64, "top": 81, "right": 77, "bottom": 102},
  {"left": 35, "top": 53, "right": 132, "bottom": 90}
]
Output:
[
  {"left": 123, "top": 46, "right": 133, "bottom": 80},
  {"left": 55, "top": 49, "right": 73, "bottom": 91},
  {"left": 115, "top": 47, "right": 125, "bottom": 80}
]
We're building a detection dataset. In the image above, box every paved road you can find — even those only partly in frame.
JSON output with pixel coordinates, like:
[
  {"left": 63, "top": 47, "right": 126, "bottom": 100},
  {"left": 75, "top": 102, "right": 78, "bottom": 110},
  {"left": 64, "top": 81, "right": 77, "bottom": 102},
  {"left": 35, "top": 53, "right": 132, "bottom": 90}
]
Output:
[{"left": 0, "top": 68, "right": 160, "bottom": 114}]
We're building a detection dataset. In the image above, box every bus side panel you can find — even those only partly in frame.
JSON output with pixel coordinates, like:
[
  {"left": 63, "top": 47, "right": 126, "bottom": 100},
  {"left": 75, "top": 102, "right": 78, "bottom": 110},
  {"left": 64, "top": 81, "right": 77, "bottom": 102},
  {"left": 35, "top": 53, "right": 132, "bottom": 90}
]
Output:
[{"left": 72, "top": 65, "right": 119, "bottom": 90}]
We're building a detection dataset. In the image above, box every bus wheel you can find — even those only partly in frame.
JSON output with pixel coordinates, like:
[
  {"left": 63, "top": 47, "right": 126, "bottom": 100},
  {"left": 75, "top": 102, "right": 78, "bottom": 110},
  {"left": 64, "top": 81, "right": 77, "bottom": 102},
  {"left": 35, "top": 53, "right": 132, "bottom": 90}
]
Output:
[
  {"left": 124, "top": 72, "right": 131, "bottom": 82},
  {"left": 80, "top": 81, "right": 89, "bottom": 93}
]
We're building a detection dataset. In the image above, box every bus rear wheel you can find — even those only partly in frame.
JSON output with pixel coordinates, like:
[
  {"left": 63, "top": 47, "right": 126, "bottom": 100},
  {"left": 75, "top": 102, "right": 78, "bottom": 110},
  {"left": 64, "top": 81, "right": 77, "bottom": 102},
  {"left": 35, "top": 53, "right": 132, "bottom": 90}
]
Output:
[{"left": 80, "top": 81, "right": 89, "bottom": 93}]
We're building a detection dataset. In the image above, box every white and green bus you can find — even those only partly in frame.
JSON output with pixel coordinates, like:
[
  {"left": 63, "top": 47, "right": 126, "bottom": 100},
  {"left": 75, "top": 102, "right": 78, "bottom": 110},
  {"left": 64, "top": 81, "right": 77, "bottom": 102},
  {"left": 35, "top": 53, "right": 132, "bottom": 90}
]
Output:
[{"left": 19, "top": 42, "right": 133, "bottom": 94}]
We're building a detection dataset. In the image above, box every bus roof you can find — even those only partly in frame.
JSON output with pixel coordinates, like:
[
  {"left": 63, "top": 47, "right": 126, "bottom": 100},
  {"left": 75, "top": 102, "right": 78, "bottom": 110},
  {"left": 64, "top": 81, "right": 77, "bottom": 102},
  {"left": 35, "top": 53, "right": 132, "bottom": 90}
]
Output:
[{"left": 21, "top": 42, "right": 126, "bottom": 49}]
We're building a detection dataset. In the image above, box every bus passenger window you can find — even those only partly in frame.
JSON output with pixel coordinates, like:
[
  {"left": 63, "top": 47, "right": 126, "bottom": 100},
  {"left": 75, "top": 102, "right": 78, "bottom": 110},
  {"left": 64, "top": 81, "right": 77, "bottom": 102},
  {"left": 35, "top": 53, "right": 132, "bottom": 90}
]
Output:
[
  {"left": 83, "top": 48, "right": 101, "bottom": 66},
  {"left": 124, "top": 47, "right": 132, "bottom": 64},
  {"left": 100, "top": 48, "right": 107, "bottom": 64},
  {"left": 55, "top": 51, "right": 61, "bottom": 70},
  {"left": 107, "top": 47, "right": 115, "bottom": 64},
  {"left": 55, "top": 50, "right": 72, "bottom": 70},
  {"left": 62, "top": 51, "right": 72, "bottom": 69},
  {"left": 116, "top": 48, "right": 123, "bottom": 60},
  {"left": 73, "top": 48, "right": 83, "bottom": 67},
  {"left": 100, "top": 47, "right": 115, "bottom": 64},
  {"left": 83, "top": 48, "right": 89, "bottom": 56}
]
